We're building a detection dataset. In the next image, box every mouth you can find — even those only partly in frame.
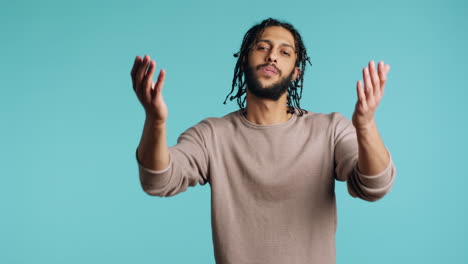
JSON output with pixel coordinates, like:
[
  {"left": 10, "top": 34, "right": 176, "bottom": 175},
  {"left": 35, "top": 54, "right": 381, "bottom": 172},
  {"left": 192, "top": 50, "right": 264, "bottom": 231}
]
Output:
[{"left": 259, "top": 65, "right": 278, "bottom": 75}]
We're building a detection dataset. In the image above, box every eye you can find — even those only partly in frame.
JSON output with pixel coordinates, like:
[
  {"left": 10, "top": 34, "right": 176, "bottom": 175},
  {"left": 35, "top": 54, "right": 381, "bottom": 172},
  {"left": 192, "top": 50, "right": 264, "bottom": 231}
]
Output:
[
  {"left": 281, "top": 51, "right": 291, "bottom": 56},
  {"left": 256, "top": 44, "right": 270, "bottom": 51}
]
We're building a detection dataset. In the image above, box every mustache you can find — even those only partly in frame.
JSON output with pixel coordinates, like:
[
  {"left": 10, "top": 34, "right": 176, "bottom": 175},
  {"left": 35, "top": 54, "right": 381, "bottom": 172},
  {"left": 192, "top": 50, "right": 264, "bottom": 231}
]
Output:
[{"left": 255, "top": 63, "right": 282, "bottom": 75}]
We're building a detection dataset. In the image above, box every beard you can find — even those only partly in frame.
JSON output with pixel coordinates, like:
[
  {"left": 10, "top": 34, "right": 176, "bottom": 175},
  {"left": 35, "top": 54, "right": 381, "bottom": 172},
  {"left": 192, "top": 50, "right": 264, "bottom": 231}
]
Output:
[{"left": 244, "top": 63, "right": 294, "bottom": 101}]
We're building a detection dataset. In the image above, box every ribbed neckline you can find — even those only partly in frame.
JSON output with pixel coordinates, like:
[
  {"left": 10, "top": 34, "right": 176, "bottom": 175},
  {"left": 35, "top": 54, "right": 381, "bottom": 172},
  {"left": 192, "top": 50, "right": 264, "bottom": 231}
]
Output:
[{"left": 237, "top": 108, "right": 298, "bottom": 130}]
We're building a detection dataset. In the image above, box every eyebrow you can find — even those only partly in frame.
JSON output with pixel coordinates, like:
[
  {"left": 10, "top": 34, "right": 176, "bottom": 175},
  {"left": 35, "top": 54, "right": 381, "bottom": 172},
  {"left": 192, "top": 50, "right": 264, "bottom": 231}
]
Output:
[{"left": 256, "top": 39, "right": 296, "bottom": 51}]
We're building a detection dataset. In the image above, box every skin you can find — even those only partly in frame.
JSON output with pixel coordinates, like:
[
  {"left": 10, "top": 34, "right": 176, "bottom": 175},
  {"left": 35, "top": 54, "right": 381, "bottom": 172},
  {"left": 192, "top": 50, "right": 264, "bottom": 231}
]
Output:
[
  {"left": 352, "top": 60, "right": 391, "bottom": 175},
  {"left": 131, "top": 55, "right": 170, "bottom": 171},
  {"left": 130, "top": 26, "right": 392, "bottom": 175}
]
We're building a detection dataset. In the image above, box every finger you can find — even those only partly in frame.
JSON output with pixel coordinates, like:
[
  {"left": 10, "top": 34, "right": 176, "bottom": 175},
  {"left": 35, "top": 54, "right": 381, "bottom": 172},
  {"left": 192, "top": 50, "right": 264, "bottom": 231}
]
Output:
[
  {"left": 378, "top": 61, "right": 386, "bottom": 96},
  {"left": 384, "top": 64, "right": 391, "bottom": 78},
  {"left": 131, "top": 56, "right": 142, "bottom": 90},
  {"left": 153, "top": 69, "right": 166, "bottom": 101},
  {"left": 142, "top": 60, "right": 156, "bottom": 103},
  {"left": 378, "top": 61, "right": 384, "bottom": 81},
  {"left": 363, "top": 66, "right": 373, "bottom": 99},
  {"left": 357, "top": 80, "right": 368, "bottom": 112},
  {"left": 381, "top": 63, "right": 391, "bottom": 96},
  {"left": 136, "top": 55, "right": 151, "bottom": 92},
  {"left": 369, "top": 60, "right": 381, "bottom": 98},
  {"left": 150, "top": 81, "right": 155, "bottom": 98}
]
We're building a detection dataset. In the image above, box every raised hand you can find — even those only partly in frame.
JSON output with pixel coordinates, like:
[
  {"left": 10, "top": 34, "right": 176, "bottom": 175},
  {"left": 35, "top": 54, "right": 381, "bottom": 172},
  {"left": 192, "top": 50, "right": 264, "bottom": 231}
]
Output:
[
  {"left": 131, "top": 55, "right": 168, "bottom": 124},
  {"left": 352, "top": 60, "right": 390, "bottom": 130}
]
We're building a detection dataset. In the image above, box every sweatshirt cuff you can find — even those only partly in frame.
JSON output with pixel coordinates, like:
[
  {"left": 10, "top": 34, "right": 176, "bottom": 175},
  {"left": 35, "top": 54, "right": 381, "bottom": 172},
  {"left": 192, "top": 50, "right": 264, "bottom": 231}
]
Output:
[
  {"left": 135, "top": 148, "right": 172, "bottom": 174},
  {"left": 353, "top": 153, "right": 395, "bottom": 189}
]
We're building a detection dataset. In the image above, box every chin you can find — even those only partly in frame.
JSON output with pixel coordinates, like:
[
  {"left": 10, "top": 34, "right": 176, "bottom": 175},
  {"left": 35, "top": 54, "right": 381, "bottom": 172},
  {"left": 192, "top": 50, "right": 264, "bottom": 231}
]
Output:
[{"left": 257, "top": 77, "right": 278, "bottom": 86}]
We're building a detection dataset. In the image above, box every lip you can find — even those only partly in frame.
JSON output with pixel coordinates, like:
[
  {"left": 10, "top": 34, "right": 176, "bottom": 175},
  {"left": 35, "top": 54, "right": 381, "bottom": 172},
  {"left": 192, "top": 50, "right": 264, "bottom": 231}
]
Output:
[{"left": 260, "top": 65, "right": 278, "bottom": 75}]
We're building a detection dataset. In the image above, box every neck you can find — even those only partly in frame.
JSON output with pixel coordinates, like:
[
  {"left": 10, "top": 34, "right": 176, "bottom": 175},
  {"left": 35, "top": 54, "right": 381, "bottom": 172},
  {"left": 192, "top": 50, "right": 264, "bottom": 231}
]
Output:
[{"left": 244, "top": 91, "right": 293, "bottom": 125}]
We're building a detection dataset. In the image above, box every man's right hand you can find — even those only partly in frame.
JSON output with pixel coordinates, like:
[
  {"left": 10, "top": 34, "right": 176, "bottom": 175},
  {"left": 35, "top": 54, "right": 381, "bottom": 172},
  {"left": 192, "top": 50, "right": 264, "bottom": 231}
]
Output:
[{"left": 131, "top": 55, "right": 168, "bottom": 125}]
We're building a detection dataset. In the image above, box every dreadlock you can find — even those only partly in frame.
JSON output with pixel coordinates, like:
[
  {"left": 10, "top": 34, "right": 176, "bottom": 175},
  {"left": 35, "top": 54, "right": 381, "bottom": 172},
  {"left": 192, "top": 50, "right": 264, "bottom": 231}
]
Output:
[{"left": 223, "top": 18, "right": 312, "bottom": 117}]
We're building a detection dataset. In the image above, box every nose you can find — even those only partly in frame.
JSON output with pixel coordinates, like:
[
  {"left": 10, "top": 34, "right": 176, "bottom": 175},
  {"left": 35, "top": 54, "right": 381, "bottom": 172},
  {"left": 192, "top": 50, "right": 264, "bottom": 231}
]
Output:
[{"left": 266, "top": 49, "right": 278, "bottom": 63}]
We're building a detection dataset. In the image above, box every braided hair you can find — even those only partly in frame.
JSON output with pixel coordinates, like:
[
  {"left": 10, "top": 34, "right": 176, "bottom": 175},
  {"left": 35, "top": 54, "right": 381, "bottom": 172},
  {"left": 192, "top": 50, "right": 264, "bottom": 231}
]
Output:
[{"left": 223, "top": 18, "right": 312, "bottom": 116}]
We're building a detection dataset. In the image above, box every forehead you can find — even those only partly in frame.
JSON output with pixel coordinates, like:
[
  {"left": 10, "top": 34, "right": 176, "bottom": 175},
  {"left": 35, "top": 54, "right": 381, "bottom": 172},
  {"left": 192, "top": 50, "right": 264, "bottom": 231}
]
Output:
[{"left": 256, "top": 26, "right": 296, "bottom": 49}]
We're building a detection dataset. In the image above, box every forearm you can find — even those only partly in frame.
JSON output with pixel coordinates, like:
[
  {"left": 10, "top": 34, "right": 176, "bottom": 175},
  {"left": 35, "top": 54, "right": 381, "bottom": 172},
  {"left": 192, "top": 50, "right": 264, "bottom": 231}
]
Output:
[
  {"left": 137, "top": 117, "right": 170, "bottom": 171},
  {"left": 355, "top": 119, "right": 390, "bottom": 175}
]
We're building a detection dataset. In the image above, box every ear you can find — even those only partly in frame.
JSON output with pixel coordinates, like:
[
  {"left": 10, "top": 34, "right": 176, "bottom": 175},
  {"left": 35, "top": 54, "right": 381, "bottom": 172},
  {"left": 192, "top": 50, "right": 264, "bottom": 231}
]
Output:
[{"left": 292, "top": 66, "right": 300, "bottom": 81}]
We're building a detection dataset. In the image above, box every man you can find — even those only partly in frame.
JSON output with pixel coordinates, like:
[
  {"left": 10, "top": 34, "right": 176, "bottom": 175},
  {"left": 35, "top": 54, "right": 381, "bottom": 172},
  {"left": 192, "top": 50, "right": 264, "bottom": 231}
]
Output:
[{"left": 131, "top": 18, "right": 396, "bottom": 264}]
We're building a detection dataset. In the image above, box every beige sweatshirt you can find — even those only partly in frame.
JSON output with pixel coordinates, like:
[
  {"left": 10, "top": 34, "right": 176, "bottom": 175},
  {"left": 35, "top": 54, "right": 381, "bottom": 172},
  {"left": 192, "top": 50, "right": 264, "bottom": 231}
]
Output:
[{"left": 136, "top": 108, "right": 396, "bottom": 264}]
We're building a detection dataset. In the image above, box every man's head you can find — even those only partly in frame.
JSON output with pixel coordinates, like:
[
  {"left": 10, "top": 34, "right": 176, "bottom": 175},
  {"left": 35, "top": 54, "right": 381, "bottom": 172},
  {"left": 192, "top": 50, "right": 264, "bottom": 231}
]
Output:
[{"left": 223, "top": 18, "right": 311, "bottom": 116}]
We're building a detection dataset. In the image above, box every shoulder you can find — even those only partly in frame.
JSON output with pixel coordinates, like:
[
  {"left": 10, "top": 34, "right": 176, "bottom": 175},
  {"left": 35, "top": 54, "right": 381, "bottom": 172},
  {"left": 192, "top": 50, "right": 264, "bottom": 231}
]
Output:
[
  {"left": 195, "top": 110, "right": 240, "bottom": 125},
  {"left": 296, "top": 109, "right": 350, "bottom": 126},
  {"left": 295, "top": 110, "right": 354, "bottom": 140},
  {"left": 185, "top": 110, "right": 241, "bottom": 134}
]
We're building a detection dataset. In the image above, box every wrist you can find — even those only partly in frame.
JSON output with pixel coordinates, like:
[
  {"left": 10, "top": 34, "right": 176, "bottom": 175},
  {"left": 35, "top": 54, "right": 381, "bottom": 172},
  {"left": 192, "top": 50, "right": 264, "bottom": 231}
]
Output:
[
  {"left": 355, "top": 119, "right": 377, "bottom": 136},
  {"left": 145, "top": 116, "right": 166, "bottom": 129}
]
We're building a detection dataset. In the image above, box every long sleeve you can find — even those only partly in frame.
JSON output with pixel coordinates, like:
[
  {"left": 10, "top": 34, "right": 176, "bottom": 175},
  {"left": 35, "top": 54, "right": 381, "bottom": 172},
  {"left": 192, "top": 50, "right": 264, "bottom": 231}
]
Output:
[
  {"left": 136, "top": 119, "right": 212, "bottom": 197},
  {"left": 332, "top": 112, "right": 396, "bottom": 202},
  {"left": 132, "top": 109, "right": 398, "bottom": 263}
]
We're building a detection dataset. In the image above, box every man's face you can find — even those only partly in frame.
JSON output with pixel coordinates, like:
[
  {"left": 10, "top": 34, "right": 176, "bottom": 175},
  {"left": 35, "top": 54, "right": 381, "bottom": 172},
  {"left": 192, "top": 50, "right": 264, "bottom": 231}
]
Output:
[{"left": 244, "top": 26, "right": 300, "bottom": 100}]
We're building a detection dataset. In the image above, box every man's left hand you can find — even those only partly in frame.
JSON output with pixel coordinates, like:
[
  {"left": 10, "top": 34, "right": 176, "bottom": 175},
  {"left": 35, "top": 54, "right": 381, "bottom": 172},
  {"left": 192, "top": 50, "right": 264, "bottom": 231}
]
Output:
[{"left": 352, "top": 60, "right": 391, "bottom": 131}]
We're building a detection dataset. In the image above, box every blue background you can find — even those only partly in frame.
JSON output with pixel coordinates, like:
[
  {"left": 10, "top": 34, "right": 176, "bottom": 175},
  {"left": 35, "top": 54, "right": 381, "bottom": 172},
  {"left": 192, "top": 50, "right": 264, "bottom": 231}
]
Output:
[{"left": 1, "top": 0, "right": 467, "bottom": 263}]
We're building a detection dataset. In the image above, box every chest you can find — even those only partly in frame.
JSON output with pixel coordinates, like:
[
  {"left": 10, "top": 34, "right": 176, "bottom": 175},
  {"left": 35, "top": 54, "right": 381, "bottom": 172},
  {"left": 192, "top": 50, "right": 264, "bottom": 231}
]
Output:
[{"left": 211, "top": 128, "right": 336, "bottom": 202}]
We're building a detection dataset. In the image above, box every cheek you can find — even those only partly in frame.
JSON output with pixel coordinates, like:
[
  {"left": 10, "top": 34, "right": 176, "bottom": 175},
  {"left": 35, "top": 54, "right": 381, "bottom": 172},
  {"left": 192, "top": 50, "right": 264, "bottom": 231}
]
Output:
[{"left": 248, "top": 56, "right": 259, "bottom": 67}]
